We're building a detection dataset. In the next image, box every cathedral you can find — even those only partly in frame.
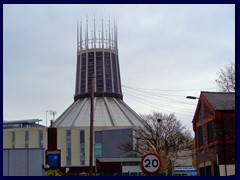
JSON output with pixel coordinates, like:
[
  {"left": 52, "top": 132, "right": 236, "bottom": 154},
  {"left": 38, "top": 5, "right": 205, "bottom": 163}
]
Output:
[{"left": 3, "top": 18, "right": 143, "bottom": 175}]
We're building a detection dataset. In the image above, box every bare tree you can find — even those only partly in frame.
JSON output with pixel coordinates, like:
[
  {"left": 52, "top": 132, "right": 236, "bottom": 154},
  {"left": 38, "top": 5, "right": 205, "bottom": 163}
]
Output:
[
  {"left": 119, "top": 111, "right": 193, "bottom": 174},
  {"left": 215, "top": 61, "right": 235, "bottom": 92}
]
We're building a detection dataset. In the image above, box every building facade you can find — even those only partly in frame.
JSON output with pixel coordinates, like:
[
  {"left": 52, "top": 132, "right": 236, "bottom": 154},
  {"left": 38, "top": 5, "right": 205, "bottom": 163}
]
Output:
[
  {"left": 192, "top": 92, "right": 235, "bottom": 176},
  {"left": 3, "top": 119, "right": 47, "bottom": 149}
]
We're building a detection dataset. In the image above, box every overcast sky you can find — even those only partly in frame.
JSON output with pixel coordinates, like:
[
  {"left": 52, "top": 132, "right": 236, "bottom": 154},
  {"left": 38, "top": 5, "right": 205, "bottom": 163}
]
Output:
[{"left": 3, "top": 4, "right": 235, "bottom": 134}]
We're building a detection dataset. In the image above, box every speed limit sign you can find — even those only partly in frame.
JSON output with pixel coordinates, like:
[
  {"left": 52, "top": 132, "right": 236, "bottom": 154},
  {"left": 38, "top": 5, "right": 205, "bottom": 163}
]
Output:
[{"left": 140, "top": 153, "right": 162, "bottom": 175}]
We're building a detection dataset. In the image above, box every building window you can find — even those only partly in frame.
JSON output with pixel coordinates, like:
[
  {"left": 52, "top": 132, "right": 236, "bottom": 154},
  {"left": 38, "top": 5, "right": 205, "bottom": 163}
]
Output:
[
  {"left": 66, "top": 130, "right": 71, "bottom": 166},
  {"left": 95, "top": 131, "right": 102, "bottom": 158},
  {"left": 197, "top": 126, "right": 203, "bottom": 147},
  {"left": 104, "top": 52, "right": 112, "bottom": 93},
  {"left": 12, "top": 131, "right": 15, "bottom": 148},
  {"left": 95, "top": 143, "right": 102, "bottom": 158},
  {"left": 81, "top": 53, "right": 86, "bottom": 94},
  {"left": 112, "top": 54, "right": 118, "bottom": 93},
  {"left": 87, "top": 52, "right": 95, "bottom": 93},
  {"left": 25, "top": 131, "right": 29, "bottom": 148},
  {"left": 96, "top": 52, "right": 103, "bottom": 92},
  {"left": 132, "top": 130, "right": 137, "bottom": 151},
  {"left": 38, "top": 130, "right": 43, "bottom": 148},
  {"left": 4, "top": 123, "right": 20, "bottom": 129},
  {"left": 223, "top": 118, "right": 235, "bottom": 140},
  {"left": 75, "top": 55, "right": 80, "bottom": 94},
  {"left": 207, "top": 121, "right": 214, "bottom": 143},
  {"left": 80, "top": 130, "right": 85, "bottom": 165}
]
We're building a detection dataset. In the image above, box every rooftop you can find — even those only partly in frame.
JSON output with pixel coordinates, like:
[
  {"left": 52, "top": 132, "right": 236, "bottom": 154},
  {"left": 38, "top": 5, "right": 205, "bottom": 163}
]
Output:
[
  {"left": 202, "top": 91, "right": 235, "bottom": 110},
  {"left": 3, "top": 119, "right": 44, "bottom": 129},
  {"left": 52, "top": 97, "right": 143, "bottom": 128}
]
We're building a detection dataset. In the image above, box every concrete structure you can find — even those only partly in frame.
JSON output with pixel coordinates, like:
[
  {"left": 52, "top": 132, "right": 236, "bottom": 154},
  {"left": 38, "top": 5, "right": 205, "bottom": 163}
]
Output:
[
  {"left": 49, "top": 19, "right": 143, "bottom": 168},
  {"left": 192, "top": 91, "right": 235, "bottom": 176},
  {"left": 53, "top": 18, "right": 143, "bottom": 129},
  {"left": 3, "top": 19, "right": 143, "bottom": 173}
]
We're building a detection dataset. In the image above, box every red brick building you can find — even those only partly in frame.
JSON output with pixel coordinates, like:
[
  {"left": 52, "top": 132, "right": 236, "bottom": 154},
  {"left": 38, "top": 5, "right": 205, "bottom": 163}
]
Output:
[{"left": 192, "top": 92, "right": 235, "bottom": 176}]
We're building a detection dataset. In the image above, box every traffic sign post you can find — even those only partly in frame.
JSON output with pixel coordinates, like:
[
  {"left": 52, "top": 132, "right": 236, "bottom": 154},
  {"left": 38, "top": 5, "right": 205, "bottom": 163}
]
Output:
[{"left": 140, "top": 153, "right": 162, "bottom": 175}]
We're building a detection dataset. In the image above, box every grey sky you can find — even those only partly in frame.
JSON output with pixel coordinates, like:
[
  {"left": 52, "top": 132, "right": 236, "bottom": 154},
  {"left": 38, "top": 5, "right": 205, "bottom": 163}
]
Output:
[{"left": 3, "top": 4, "right": 235, "bottom": 134}]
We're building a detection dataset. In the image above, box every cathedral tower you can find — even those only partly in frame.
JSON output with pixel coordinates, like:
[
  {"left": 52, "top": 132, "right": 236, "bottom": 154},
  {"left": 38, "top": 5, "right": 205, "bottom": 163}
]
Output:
[
  {"left": 74, "top": 18, "right": 122, "bottom": 101},
  {"left": 53, "top": 18, "right": 142, "bottom": 128}
]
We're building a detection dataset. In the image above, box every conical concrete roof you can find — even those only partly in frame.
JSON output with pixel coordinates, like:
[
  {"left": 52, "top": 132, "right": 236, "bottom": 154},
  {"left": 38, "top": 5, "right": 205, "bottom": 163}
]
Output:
[{"left": 52, "top": 97, "right": 143, "bottom": 128}]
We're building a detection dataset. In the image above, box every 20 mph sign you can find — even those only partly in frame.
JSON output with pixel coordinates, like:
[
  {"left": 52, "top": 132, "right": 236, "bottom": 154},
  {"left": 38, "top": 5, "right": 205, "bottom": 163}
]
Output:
[{"left": 140, "top": 153, "right": 162, "bottom": 175}]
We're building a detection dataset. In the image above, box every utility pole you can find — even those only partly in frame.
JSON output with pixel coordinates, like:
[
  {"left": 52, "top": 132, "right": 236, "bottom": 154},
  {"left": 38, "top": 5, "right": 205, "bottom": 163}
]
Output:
[{"left": 89, "top": 74, "right": 95, "bottom": 176}]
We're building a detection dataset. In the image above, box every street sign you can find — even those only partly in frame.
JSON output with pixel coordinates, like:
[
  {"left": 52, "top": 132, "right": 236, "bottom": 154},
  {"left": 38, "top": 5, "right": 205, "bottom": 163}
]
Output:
[{"left": 140, "top": 153, "right": 162, "bottom": 175}]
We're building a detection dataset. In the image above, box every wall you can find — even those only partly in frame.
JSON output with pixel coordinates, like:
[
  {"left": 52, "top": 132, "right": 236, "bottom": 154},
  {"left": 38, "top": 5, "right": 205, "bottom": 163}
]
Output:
[
  {"left": 102, "top": 128, "right": 133, "bottom": 158},
  {"left": 3, "top": 127, "right": 47, "bottom": 149},
  {"left": 56, "top": 127, "right": 132, "bottom": 167},
  {"left": 3, "top": 148, "right": 45, "bottom": 176},
  {"left": 195, "top": 109, "right": 235, "bottom": 176}
]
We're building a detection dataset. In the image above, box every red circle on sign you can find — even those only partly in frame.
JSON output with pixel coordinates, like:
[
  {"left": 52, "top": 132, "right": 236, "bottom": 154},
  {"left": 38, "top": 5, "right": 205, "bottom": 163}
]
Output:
[{"left": 140, "top": 153, "right": 162, "bottom": 175}]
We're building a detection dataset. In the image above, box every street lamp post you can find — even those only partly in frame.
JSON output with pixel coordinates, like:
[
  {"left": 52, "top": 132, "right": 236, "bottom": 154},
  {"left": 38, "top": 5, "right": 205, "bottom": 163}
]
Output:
[{"left": 186, "top": 95, "right": 207, "bottom": 176}]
